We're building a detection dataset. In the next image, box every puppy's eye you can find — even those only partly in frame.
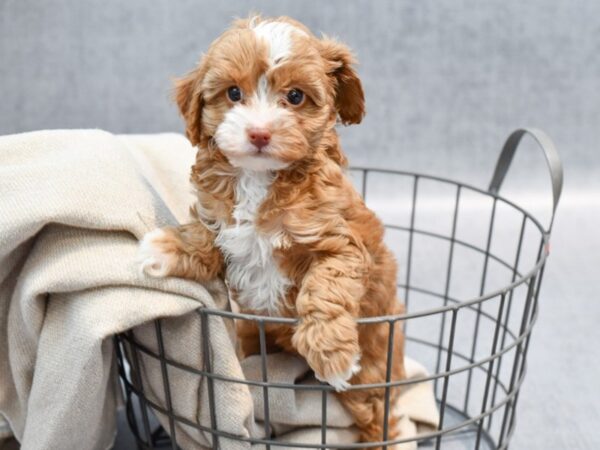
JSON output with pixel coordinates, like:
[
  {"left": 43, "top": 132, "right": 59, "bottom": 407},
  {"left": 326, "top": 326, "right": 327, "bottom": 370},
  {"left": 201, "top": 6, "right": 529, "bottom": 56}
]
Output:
[
  {"left": 227, "top": 86, "right": 242, "bottom": 102},
  {"left": 286, "top": 88, "right": 304, "bottom": 106}
]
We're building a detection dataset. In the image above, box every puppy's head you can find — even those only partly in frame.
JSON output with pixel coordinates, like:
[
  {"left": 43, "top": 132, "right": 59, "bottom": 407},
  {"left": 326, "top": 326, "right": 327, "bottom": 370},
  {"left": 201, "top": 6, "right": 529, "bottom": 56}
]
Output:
[{"left": 175, "top": 15, "right": 364, "bottom": 171}]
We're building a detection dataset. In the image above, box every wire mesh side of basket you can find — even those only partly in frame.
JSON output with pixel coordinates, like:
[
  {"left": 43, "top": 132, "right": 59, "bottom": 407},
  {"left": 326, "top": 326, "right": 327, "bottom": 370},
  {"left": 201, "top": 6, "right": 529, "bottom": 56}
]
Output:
[{"left": 114, "top": 164, "right": 553, "bottom": 450}]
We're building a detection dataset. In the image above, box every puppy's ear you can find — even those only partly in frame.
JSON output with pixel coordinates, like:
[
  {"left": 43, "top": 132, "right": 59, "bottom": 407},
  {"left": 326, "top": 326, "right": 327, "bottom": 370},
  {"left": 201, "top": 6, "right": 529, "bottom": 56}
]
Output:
[
  {"left": 319, "top": 38, "right": 365, "bottom": 125},
  {"left": 173, "top": 64, "right": 205, "bottom": 146}
]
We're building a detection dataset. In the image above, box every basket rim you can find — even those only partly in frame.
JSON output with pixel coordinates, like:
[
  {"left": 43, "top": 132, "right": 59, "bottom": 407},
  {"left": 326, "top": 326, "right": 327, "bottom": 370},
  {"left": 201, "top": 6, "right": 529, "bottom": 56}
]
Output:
[
  {"left": 349, "top": 165, "right": 549, "bottom": 237},
  {"left": 119, "top": 305, "right": 537, "bottom": 391},
  {"left": 200, "top": 166, "right": 550, "bottom": 324}
]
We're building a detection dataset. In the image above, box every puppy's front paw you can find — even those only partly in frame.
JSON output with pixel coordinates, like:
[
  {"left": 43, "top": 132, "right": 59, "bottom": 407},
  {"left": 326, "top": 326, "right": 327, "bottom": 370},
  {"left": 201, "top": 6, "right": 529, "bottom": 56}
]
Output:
[
  {"left": 314, "top": 352, "right": 361, "bottom": 391},
  {"left": 292, "top": 317, "right": 361, "bottom": 392},
  {"left": 138, "top": 228, "right": 178, "bottom": 278}
]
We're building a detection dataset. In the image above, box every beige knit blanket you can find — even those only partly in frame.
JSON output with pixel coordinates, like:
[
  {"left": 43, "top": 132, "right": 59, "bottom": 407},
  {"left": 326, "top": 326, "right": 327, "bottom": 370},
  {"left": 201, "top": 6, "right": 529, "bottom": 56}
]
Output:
[{"left": 0, "top": 130, "right": 438, "bottom": 450}]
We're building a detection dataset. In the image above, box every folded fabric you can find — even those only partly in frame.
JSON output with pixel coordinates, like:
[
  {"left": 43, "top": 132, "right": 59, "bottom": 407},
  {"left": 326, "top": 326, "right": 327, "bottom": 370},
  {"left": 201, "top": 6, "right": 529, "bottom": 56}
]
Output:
[
  {"left": 0, "top": 130, "right": 438, "bottom": 450},
  {"left": 0, "top": 130, "right": 228, "bottom": 449},
  {"left": 241, "top": 353, "right": 439, "bottom": 450}
]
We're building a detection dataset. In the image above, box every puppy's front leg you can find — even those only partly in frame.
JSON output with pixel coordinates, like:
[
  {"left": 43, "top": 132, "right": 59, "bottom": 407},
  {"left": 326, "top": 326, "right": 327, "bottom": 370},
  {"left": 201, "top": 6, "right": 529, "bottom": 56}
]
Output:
[
  {"left": 138, "top": 222, "right": 223, "bottom": 282},
  {"left": 291, "top": 243, "right": 368, "bottom": 391}
]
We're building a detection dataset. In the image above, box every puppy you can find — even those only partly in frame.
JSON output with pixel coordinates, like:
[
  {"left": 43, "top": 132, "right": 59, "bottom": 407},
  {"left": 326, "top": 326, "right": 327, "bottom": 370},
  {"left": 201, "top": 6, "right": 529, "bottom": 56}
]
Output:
[{"left": 139, "top": 15, "right": 406, "bottom": 448}]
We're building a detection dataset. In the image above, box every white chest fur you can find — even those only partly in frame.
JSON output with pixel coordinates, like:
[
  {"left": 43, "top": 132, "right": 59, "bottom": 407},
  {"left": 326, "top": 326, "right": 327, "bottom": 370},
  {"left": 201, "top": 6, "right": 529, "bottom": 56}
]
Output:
[{"left": 214, "top": 170, "right": 290, "bottom": 314}]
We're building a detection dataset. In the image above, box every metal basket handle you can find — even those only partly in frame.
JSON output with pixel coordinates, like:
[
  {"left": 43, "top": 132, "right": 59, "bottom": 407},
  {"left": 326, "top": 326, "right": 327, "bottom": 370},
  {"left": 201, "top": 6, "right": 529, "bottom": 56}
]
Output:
[{"left": 488, "top": 128, "right": 563, "bottom": 233}]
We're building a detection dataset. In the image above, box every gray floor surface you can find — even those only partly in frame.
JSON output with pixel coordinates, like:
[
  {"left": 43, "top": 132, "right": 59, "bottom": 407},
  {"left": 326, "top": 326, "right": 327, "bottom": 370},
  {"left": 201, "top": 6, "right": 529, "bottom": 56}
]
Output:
[{"left": 508, "top": 191, "right": 600, "bottom": 450}]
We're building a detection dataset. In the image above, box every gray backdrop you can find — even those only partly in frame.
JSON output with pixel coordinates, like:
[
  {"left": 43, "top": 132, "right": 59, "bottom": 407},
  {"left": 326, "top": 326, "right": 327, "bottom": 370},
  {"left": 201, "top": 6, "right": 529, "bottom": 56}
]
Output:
[
  {"left": 1, "top": 0, "right": 599, "bottom": 188},
  {"left": 1, "top": 1, "right": 599, "bottom": 449}
]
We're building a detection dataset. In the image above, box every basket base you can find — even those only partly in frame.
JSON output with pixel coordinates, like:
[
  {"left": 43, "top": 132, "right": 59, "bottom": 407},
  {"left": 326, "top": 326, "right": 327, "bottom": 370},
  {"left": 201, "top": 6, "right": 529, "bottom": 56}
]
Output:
[
  {"left": 416, "top": 403, "right": 495, "bottom": 450},
  {"left": 115, "top": 403, "right": 496, "bottom": 450}
]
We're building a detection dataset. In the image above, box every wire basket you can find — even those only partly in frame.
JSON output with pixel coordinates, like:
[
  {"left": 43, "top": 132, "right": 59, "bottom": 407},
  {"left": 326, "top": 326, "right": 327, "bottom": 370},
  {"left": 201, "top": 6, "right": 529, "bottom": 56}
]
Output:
[{"left": 115, "top": 129, "right": 562, "bottom": 449}]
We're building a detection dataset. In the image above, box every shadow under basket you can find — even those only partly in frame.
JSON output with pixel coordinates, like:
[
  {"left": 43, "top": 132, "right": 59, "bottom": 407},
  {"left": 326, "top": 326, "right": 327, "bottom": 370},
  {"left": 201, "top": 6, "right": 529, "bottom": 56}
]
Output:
[{"left": 114, "top": 129, "right": 563, "bottom": 449}]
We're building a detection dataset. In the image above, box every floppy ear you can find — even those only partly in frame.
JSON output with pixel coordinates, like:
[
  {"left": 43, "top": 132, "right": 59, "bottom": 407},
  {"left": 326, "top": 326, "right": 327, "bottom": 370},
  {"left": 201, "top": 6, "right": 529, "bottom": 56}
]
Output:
[
  {"left": 319, "top": 38, "right": 365, "bottom": 125},
  {"left": 173, "top": 64, "right": 205, "bottom": 146}
]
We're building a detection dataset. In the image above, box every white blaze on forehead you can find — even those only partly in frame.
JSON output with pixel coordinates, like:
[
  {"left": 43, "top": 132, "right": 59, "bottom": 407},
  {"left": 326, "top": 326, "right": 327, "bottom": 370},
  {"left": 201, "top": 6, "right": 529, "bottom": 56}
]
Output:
[
  {"left": 256, "top": 75, "right": 269, "bottom": 103},
  {"left": 249, "top": 21, "right": 307, "bottom": 125},
  {"left": 250, "top": 20, "right": 307, "bottom": 109},
  {"left": 251, "top": 20, "right": 306, "bottom": 65},
  {"left": 214, "top": 19, "right": 308, "bottom": 172}
]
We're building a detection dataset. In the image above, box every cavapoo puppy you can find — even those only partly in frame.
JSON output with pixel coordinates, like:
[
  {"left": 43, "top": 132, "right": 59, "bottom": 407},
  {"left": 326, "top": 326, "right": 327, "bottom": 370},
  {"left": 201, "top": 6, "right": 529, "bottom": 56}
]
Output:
[{"left": 140, "top": 15, "right": 406, "bottom": 447}]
